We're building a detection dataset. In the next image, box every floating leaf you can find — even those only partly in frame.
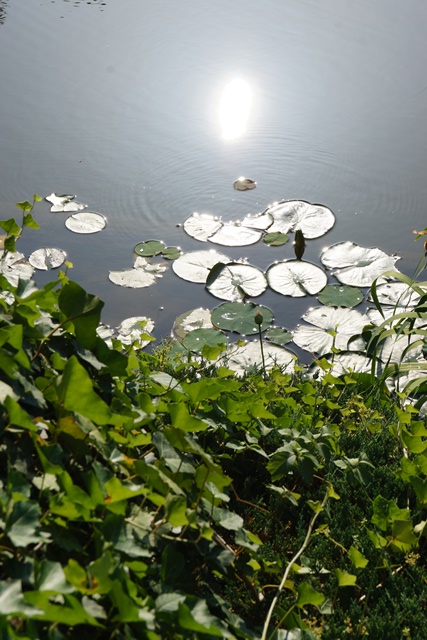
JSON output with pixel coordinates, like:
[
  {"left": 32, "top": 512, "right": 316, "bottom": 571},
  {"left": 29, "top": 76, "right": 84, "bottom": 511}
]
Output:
[
  {"left": 116, "top": 316, "right": 155, "bottom": 347},
  {"left": 29, "top": 248, "right": 66, "bottom": 270},
  {"left": 0, "top": 251, "right": 35, "bottom": 286},
  {"left": 109, "top": 256, "right": 166, "bottom": 288},
  {"left": 45, "top": 193, "right": 87, "bottom": 212},
  {"left": 318, "top": 284, "right": 364, "bottom": 308},
  {"left": 206, "top": 262, "right": 267, "bottom": 301},
  {"left": 267, "top": 260, "right": 327, "bottom": 297},
  {"left": 211, "top": 301, "right": 273, "bottom": 335},
  {"left": 367, "top": 281, "right": 423, "bottom": 308},
  {"left": 65, "top": 212, "right": 107, "bottom": 234},
  {"left": 221, "top": 340, "right": 296, "bottom": 376},
  {"left": 162, "top": 246, "right": 182, "bottom": 260},
  {"left": 134, "top": 240, "right": 166, "bottom": 257},
  {"left": 265, "top": 200, "right": 335, "bottom": 239},
  {"left": 241, "top": 211, "right": 273, "bottom": 230},
  {"left": 208, "top": 222, "right": 262, "bottom": 246},
  {"left": 183, "top": 212, "right": 222, "bottom": 242},
  {"left": 321, "top": 242, "right": 400, "bottom": 286},
  {"left": 233, "top": 177, "right": 257, "bottom": 191},
  {"left": 182, "top": 328, "right": 227, "bottom": 353},
  {"left": 293, "top": 307, "right": 369, "bottom": 355},
  {"left": 264, "top": 232, "right": 289, "bottom": 246},
  {"left": 172, "top": 250, "right": 230, "bottom": 283},
  {"left": 310, "top": 351, "right": 374, "bottom": 378},
  {"left": 265, "top": 327, "right": 293, "bottom": 345},
  {"left": 173, "top": 308, "right": 213, "bottom": 340}
]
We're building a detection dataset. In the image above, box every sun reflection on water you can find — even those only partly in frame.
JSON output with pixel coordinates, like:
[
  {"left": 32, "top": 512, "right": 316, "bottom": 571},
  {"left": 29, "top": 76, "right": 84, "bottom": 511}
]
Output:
[{"left": 218, "top": 78, "right": 253, "bottom": 140}]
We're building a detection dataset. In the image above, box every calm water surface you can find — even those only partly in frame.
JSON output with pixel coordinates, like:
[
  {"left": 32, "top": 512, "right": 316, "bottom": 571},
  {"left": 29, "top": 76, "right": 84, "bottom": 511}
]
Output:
[{"left": 1, "top": 0, "right": 427, "bottom": 343}]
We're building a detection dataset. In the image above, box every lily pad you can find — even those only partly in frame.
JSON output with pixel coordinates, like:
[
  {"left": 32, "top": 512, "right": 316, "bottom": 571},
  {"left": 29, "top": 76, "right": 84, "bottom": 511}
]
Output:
[
  {"left": 65, "top": 212, "right": 107, "bottom": 234},
  {"left": 172, "top": 250, "right": 230, "bottom": 283},
  {"left": 241, "top": 211, "right": 273, "bottom": 230},
  {"left": 233, "top": 177, "right": 257, "bottom": 191},
  {"left": 211, "top": 301, "right": 273, "bottom": 335},
  {"left": 320, "top": 242, "right": 400, "bottom": 286},
  {"left": 221, "top": 340, "right": 296, "bottom": 376},
  {"left": 0, "top": 251, "right": 35, "bottom": 287},
  {"left": 265, "top": 327, "right": 293, "bottom": 346},
  {"left": 109, "top": 256, "right": 166, "bottom": 288},
  {"left": 264, "top": 232, "right": 289, "bottom": 246},
  {"left": 183, "top": 212, "right": 222, "bottom": 242},
  {"left": 162, "top": 246, "right": 182, "bottom": 260},
  {"left": 292, "top": 306, "right": 369, "bottom": 355},
  {"left": 265, "top": 200, "right": 335, "bottom": 239},
  {"left": 134, "top": 240, "right": 166, "bottom": 257},
  {"left": 266, "top": 260, "right": 328, "bottom": 297},
  {"left": 182, "top": 328, "right": 227, "bottom": 353},
  {"left": 368, "top": 281, "right": 422, "bottom": 308},
  {"left": 116, "top": 316, "right": 155, "bottom": 348},
  {"left": 206, "top": 262, "right": 268, "bottom": 301},
  {"left": 208, "top": 222, "right": 262, "bottom": 246},
  {"left": 317, "top": 284, "right": 364, "bottom": 308},
  {"left": 28, "top": 248, "right": 66, "bottom": 270},
  {"left": 45, "top": 193, "right": 87, "bottom": 213},
  {"left": 310, "top": 351, "right": 374, "bottom": 378},
  {"left": 173, "top": 308, "right": 213, "bottom": 340}
]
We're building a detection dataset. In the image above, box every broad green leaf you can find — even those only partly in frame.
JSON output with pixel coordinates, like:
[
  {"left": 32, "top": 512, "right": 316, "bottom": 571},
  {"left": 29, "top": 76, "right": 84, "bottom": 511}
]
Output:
[
  {"left": 371, "top": 495, "right": 410, "bottom": 531},
  {"left": 4, "top": 397, "right": 37, "bottom": 431},
  {"left": 295, "top": 582, "right": 325, "bottom": 608},
  {"left": 56, "top": 355, "right": 112, "bottom": 424},
  {"left": 6, "top": 501, "right": 41, "bottom": 547},
  {"left": 0, "top": 580, "right": 43, "bottom": 616},
  {"left": 59, "top": 281, "right": 103, "bottom": 349},
  {"left": 134, "top": 240, "right": 166, "bottom": 257},
  {"left": 348, "top": 546, "right": 369, "bottom": 569},
  {"left": 265, "top": 327, "right": 293, "bottom": 345},
  {"left": 165, "top": 495, "right": 189, "bottom": 526},
  {"left": 211, "top": 301, "right": 273, "bottom": 335},
  {"left": 335, "top": 569, "right": 357, "bottom": 587},
  {"left": 35, "top": 560, "right": 74, "bottom": 593},
  {"left": 317, "top": 284, "right": 364, "bottom": 308},
  {"left": 263, "top": 231, "right": 289, "bottom": 246},
  {"left": 183, "top": 328, "right": 227, "bottom": 353}
]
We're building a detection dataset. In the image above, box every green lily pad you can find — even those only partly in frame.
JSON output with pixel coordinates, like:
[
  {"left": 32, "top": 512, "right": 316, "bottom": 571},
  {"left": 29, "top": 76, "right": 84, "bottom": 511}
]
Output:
[
  {"left": 173, "top": 308, "right": 213, "bottom": 340},
  {"left": 263, "top": 232, "right": 289, "bottom": 246},
  {"left": 162, "top": 246, "right": 182, "bottom": 260},
  {"left": 317, "top": 284, "right": 364, "bottom": 308},
  {"left": 182, "top": 328, "right": 228, "bottom": 353},
  {"left": 211, "top": 302, "right": 273, "bottom": 335},
  {"left": 134, "top": 240, "right": 166, "bottom": 257},
  {"left": 265, "top": 327, "right": 293, "bottom": 345}
]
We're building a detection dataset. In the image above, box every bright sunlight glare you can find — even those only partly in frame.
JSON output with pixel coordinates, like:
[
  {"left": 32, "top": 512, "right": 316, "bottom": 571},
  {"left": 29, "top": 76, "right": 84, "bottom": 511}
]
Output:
[{"left": 218, "top": 78, "right": 253, "bottom": 140}]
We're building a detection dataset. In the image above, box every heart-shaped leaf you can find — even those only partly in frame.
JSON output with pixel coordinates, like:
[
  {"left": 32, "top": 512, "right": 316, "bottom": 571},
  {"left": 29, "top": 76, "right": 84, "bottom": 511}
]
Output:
[
  {"left": 211, "top": 301, "right": 273, "bottom": 335},
  {"left": 206, "top": 262, "right": 267, "bottom": 301},
  {"left": 267, "top": 260, "right": 327, "bottom": 297}
]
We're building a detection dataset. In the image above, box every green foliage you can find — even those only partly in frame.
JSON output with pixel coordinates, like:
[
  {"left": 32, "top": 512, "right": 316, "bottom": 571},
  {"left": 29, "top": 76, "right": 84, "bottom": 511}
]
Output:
[{"left": 0, "top": 199, "right": 427, "bottom": 638}]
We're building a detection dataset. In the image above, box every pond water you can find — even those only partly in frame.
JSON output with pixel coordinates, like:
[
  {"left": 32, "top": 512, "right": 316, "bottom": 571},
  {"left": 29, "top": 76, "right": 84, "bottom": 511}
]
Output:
[{"left": 1, "top": 0, "right": 427, "bottom": 348}]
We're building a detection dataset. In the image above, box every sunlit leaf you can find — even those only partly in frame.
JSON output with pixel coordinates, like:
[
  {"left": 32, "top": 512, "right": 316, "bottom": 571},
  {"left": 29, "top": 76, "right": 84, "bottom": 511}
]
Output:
[
  {"left": 183, "top": 212, "right": 222, "bottom": 242},
  {"left": 208, "top": 222, "right": 262, "bottom": 246},
  {"left": 267, "top": 260, "right": 327, "bottom": 297},
  {"left": 321, "top": 242, "right": 400, "bottom": 286},
  {"left": 367, "top": 281, "right": 423, "bottom": 307},
  {"left": 335, "top": 569, "right": 357, "bottom": 587},
  {"left": 265, "top": 199, "right": 335, "bottom": 239},
  {"left": 206, "top": 262, "right": 267, "bottom": 301},
  {"left": 310, "top": 351, "right": 374, "bottom": 378},
  {"left": 29, "top": 248, "right": 66, "bottom": 270},
  {"left": 182, "top": 328, "right": 227, "bottom": 353},
  {"left": 317, "top": 284, "right": 364, "bottom": 308},
  {"left": 0, "top": 251, "right": 35, "bottom": 286},
  {"left": 45, "top": 193, "right": 87, "bottom": 213},
  {"left": 116, "top": 316, "right": 155, "bottom": 347},
  {"left": 173, "top": 308, "right": 213, "bottom": 339},
  {"left": 233, "top": 177, "right": 256, "bottom": 190},
  {"left": 293, "top": 307, "right": 369, "bottom": 355},
  {"left": 220, "top": 340, "right": 296, "bottom": 376},
  {"left": 211, "top": 301, "right": 273, "bottom": 335},
  {"left": 109, "top": 256, "right": 166, "bottom": 288},
  {"left": 65, "top": 212, "right": 107, "bottom": 234},
  {"left": 172, "top": 250, "right": 230, "bottom": 283},
  {"left": 240, "top": 211, "right": 273, "bottom": 230}
]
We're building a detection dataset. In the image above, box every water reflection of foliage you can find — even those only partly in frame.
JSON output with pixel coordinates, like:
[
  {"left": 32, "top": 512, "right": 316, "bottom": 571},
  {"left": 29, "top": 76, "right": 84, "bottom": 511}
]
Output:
[{"left": 0, "top": 0, "right": 9, "bottom": 26}]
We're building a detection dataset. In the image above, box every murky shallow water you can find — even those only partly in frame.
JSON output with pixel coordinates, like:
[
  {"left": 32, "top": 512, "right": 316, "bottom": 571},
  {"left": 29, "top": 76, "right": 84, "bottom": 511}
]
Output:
[{"left": 1, "top": 0, "right": 427, "bottom": 345}]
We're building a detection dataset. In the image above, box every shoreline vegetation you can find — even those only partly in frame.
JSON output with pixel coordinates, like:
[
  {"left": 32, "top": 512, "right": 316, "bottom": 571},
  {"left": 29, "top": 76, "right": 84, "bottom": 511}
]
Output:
[{"left": 1, "top": 197, "right": 427, "bottom": 638}]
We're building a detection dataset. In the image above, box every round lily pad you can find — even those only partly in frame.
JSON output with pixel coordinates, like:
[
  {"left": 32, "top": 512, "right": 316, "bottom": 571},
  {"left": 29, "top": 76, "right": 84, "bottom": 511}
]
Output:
[
  {"left": 65, "top": 212, "right": 107, "bottom": 234},
  {"left": 265, "top": 327, "right": 293, "bottom": 345},
  {"left": 208, "top": 222, "right": 262, "bottom": 247},
  {"left": 317, "top": 284, "right": 364, "bottom": 308},
  {"left": 320, "top": 242, "right": 400, "bottom": 286},
  {"left": 134, "top": 240, "right": 166, "bottom": 257},
  {"left": 241, "top": 211, "right": 273, "bottom": 230},
  {"left": 172, "top": 250, "right": 230, "bottom": 283},
  {"left": 206, "top": 262, "right": 268, "bottom": 301},
  {"left": 221, "top": 340, "right": 296, "bottom": 376},
  {"left": 233, "top": 177, "right": 257, "bottom": 191},
  {"left": 28, "top": 248, "right": 66, "bottom": 270},
  {"left": 182, "top": 328, "right": 227, "bottom": 353},
  {"left": 183, "top": 212, "right": 222, "bottom": 242},
  {"left": 367, "top": 281, "right": 422, "bottom": 307},
  {"left": 211, "top": 301, "right": 273, "bottom": 335},
  {"left": 265, "top": 200, "right": 335, "bottom": 239},
  {"left": 292, "top": 306, "right": 369, "bottom": 355},
  {"left": 162, "top": 246, "right": 182, "bottom": 260},
  {"left": 310, "top": 351, "right": 374, "bottom": 379},
  {"left": 267, "top": 260, "right": 328, "bottom": 297},
  {"left": 173, "top": 308, "right": 213, "bottom": 340},
  {"left": 264, "top": 232, "right": 289, "bottom": 246}
]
